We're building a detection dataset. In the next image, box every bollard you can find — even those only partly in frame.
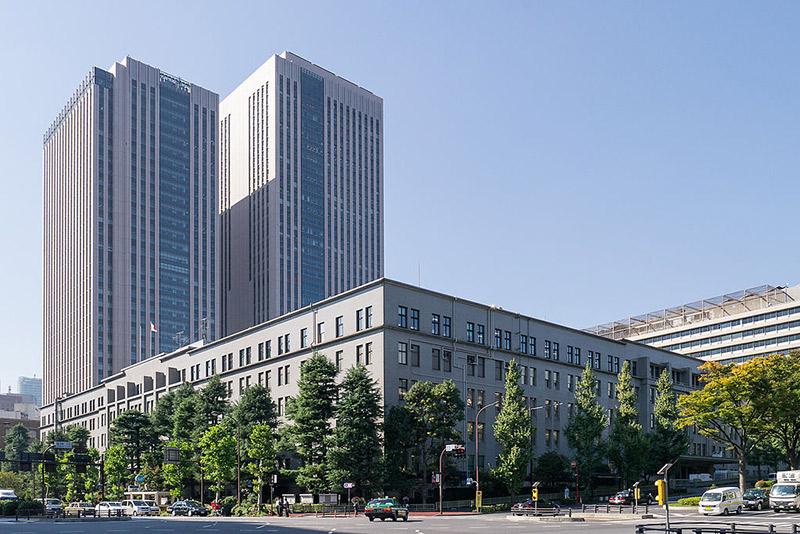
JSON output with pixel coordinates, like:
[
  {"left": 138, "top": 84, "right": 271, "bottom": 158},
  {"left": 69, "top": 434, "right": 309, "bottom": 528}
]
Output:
[
  {"left": 793, "top": 525, "right": 798, "bottom": 534},
  {"left": 594, "top": 504, "right": 598, "bottom": 513},
  {"left": 770, "top": 525, "right": 776, "bottom": 533}
]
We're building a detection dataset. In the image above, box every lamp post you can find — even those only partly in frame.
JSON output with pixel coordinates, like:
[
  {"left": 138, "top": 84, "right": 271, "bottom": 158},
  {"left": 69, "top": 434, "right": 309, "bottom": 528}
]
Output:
[
  {"left": 212, "top": 411, "right": 241, "bottom": 506},
  {"left": 474, "top": 400, "right": 499, "bottom": 510}
]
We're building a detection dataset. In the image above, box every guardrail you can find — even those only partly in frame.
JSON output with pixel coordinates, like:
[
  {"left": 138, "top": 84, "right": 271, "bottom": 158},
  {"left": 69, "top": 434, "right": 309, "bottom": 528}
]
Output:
[
  {"left": 636, "top": 522, "right": 800, "bottom": 534},
  {"left": 582, "top": 503, "right": 651, "bottom": 514},
  {"left": 511, "top": 506, "right": 571, "bottom": 517}
]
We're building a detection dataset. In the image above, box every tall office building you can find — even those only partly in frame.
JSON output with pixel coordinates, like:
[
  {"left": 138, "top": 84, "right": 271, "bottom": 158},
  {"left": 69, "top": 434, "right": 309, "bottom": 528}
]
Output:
[
  {"left": 17, "top": 376, "right": 42, "bottom": 407},
  {"left": 43, "top": 57, "right": 219, "bottom": 404},
  {"left": 587, "top": 284, "right": 800, "bottom": 364},
  {"left": 219, "top": 52, "right": 384, "bottom": 336}
]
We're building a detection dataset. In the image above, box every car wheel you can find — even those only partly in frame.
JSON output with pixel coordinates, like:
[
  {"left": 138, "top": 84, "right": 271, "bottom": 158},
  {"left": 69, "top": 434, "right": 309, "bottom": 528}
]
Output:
[
  {"left": 380, "top": 517, "right": 385, "bottom": 521},
  {"left": 368, "top": 516, "right": 374, "bottom": 522},
  {"left": 188, "top": 510, "right": 193, "bottom": 517},
  {"left": 403, "top": 514, "right": 408, "bottom": 522},
  {"left": 171, "top": 511, "right": 176, "bottom": 516},
  {"left": 723, "top": 508, "right": 729, "bottom": 516},
  {"left": 757, "top": 502, "right": 762, "bottom": 511},
  {"left": 392, "top": 513, "right": 397, "bottom": 521},
  {"left": 737, "top": 507, "right": 742, "bottom": 514}
]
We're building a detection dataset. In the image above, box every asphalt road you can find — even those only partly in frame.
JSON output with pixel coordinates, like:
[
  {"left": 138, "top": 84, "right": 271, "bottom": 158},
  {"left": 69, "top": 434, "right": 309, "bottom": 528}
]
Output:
[{"left": 0, "top": 508, "right": 799, "bottom": 534}]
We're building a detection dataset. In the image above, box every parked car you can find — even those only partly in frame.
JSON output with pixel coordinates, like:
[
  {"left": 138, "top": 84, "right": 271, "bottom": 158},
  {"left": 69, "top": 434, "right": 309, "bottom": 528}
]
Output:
[
  {"left": 743, "top": 489, "right": 769, "bottom": 511},
  {"left": 609, "top": 490, "right": 653, "bottom": 505},
  {"left": 364, "top": 498, "right": 409, "bottom": 522},
  {"left": 144, "top": 500, "right": 161, "bottom": 515},
  {"left": 167, "top": 500, "right": 209, "bottom": 517},
  {"left": 0, "top": 490, "right": 18, "bottom": 501},
  {"left": 35, "top": 498, "right": 63, "bottom": 513},
  {"left": 64, "top": 502, "right": 96, "bottom": 516},
  {"left": 698, "top": 487, "right": 743, "bottom": 516},
  {"left": 511, "top": 499, "right": 561, "bottom": 514},
  {"left": 95, "top": 501, "right": 124, "bottom": 516},
  {"left": 121, "top": 499, "right": 152, "bottom": 516}
]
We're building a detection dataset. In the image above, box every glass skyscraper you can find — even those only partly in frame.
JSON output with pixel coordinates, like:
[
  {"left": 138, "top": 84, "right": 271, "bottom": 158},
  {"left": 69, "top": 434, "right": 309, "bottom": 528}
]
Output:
[
  {"left": 219, "top": 52, "right": 384, "bottom": 336},
  {"left": 43, "top": 57, "right": 218, "bottom": 404}
]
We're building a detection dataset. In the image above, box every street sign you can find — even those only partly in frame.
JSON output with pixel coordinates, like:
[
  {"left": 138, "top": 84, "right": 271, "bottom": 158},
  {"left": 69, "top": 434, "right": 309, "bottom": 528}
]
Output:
[
  {"left": 128, "top": 485, "right": 140, "bottom": 492},
  {"left": 476, "top": 490, "right": 482, "bottom": 508},
  {"left": 343, "top": 482, "right": 355, "bottom": 489},
  {"left": 135, "top": 474, "right": 144, "bottom": 484},
  {"left": 54, "top": 441, "right": 72, "bottom": 450},
  {"left": 466, "top": 477, "right": 473, "bottom": 485}
]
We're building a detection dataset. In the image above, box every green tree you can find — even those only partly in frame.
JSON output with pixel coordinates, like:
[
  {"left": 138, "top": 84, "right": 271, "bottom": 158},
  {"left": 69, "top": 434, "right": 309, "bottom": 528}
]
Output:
[
  {"left": 4, "top": 424, "right": 30, "bottom": 473},
  {"left": 403, "top": 380, "right": 465, "bottom": 504},
  {"left": 756, "top": 352, "right": 800, "bottom": 469},
  {"left": 103, "top": 445, "right": 130, "bottom": 500},
  {"left": 492, "top": 359, "right": 532, "bottom": 501},
  {"left": 199, "top": 425, "right": 236, "bottom": 503},
  {"left": 280, "top": 352, "right": 338, "bottom": 493},
  {"left": 109, "top": 409, "right": 157, "bottom": 473},
  {"left": 383, "top": 405, "right": 419, "bottom": 497},
  {"left": 162, "top": 440, "right": 193, "bottom": 499},
  {"left": 606, "top": 361, "right": 646, "bottom": 487},
  {"left": 564, "top": 363, "right": 608, "bottom": 487},
  {"left": 645, "top": 369, "right": 690, "bottom": 478},
  {"left": 245, "top": 424, "right": 276, "bottom": 507},
  {"left": 678, "top": 359, "right": 770, "bottom": 491},
  {"left": 0, "top": 472, "right": 26, "bottom": 497},
  {"left": 232, "top": 384, "right": 277, "bottom": 436},
  {"left": 150, "top": 383, "right": 196, "bottom": 440},
  {"left": 327, "top": 364, "right": 383, "bottom": 496},
  {"left": 533, "top": 451, "right": 571, "bottom": 489}
]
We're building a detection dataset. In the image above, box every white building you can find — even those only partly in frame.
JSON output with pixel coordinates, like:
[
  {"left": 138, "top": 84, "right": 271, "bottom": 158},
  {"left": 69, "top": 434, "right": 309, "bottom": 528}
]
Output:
[
  {"left": 219, "top": 52, "right": 384, "bottom": 336},
  {"left": 587, "top": 284, "right": 800, "bottom": 364},
  {"left": 40, "top": 278, "right": 714, "bottom": 479},
  {"left": 43, "top": 57, "right": 219, "bottom": 404}
]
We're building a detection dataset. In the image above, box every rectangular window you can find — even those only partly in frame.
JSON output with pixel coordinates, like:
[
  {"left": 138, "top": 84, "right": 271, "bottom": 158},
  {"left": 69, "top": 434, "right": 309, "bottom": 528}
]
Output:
[
  {"left": 278, "top": 368, "right": 283, "bottom": 386},
  {"left": 356, "top": 309, "right": 364, "bottom": 331},
  {"left": 568, "top": 374, "right": 574, "bottom": 391},
  {"left": 258, "top": 342, "right": 264, "bottom": 361},
  {"left": 432, "top": 348, "right": 441, "bottom": 370},
  {"left": 356, "top": 344, "right": 364, "bottom": 364},
  {"left": 365, "top": 342, "right": 373, "bottom": 365},
  {"left": 545, "top": 370, "right": 552, "bottom": 389},
  {"left": 520, "top": 335, "right": 528, "bottom": 354},
  {"left": 467, "top": 354, "right": 476, "bottom": 376},
  {"left": 494, "top": 329, "right": 502, "bottom": 348},
  {"left": 531, "top": 367, "right": 537, "bottom": 386},
  {"left": 545, "top": 399, "right": 552, "bottom": 418},
  {"left": 614, "top": 357, "right": 620, "bottom": 374},
  {"left": 575, "top": 347, "right": 581, "bottom": 366},
  {"left": 607, "top": 355, "right": 613, "bottom": 372},
  {"left": 495, "top": 392, "right": 503, "bottom": 411},
  {"left": 594, "top": 352, "right": 601, "bottom": 369},
  {"left": 477, "top": 324, "right": 485, "bottom": 345},
  {"left": 495, "top": 360, "right": 503, "bottom": 380},
  {"left": 544, "top": 340, "right": 551, "bottom": 359},
  {"left": 398, "top": 306, "right": 408, "bottom": 328},
  {"left": 399, "top": 378, "right": 409, "bottom": 400},
  {"left": 336, "top": 316, "right": 344, "bottom": 337},
  {"left": 266, "top": 370, "right": 271, "bottom": 389},
  {"left": 530, "top": 336, "right": 536, "bottom": 356},
  {"left": 608, "top": 382, "right": 614, "bottom": 398},
  {"left": 552, "top": 342, "right": 559, "bottom": 360},
  {"left": 285, "top": 334, "right": 291, "bottom": 352},
  {"left": 366, "top": 306, "right": 373, "bottom": 328},
  {"left": 284, "top": 365, "right": 290, "bottom": 384},
  {"left": 567, "top": 346, "right": 573, "bottom": 364},
  {"left": 410, "top": 344, "right": 420, "bottom": 367},
  {"left": 398, "top": 342, "right": 408, "bottom": 365},
  {"left": 467, "top": 388, "right": 475, "bottom": 408},
  {"left": 521, "top": 365, "right": 528, "bottom": 385},
  {"left": 317, "top": 322, "right": 325, "bottom": 344},
  {"left": 477, "top": 389, "right": 485, "bottom": 408},
  {"left": 443, "top": 350, "right": 452, "bottom": 372},
  {"left": 477, "top": 357, "right": 486, "bottom": 378},
  {"left": 301, "top": 328, "right": 308, "bottom": 348},
  {"left": 467, "top": 421, "right": 475, "bottom": 440},
  {"left": 467, "top": 322, "right": 475, "bottom": 343},
  {"left": 432, "top": 314, "right": 441, "bottom": 335},
  {"left": 442, "top": 316, "right": 451, "bottom": 337},
  {"left": 545, "top": 429, "right": 551, "bottom": 447},
  {"left": 410, "top": 309, "right": 420, "bottom": 331},
  {"left": 553, "top": 371, "right": 560, "bottom": 390},
  {"left": 336, "top": 350, "right": 343, "bottom": 371},
  {"left": 239, "top": 349, "right": 245, "bottom": 367},
  {"left": 477, "top": 422, "right": 485, "bottom": 441},
  {"left": 503, "top": 331, "right": 511, "bottom": 350}
]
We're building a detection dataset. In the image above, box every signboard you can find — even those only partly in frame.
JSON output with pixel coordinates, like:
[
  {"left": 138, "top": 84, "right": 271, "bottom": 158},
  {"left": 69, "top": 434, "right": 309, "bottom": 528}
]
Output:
[
  {"left": 54, "top": 441, "right": 72, "bottom": 450},
  {"left": 476, "top": 490, "right": 482, "bottom": 509},
  {"left": 271, "top": 474, "right": 278, "bottom": 484},
  {"left": 163, "top": 447, "right": 180, "bottom": 464},
  {"left": 343, "top": 482, "right": 355, "bottom": 489},
  {"left": 128, "top": 485, "right": 140, "bottom": 492},
  {"left": 135, "top": 474, "right": 144, "bottom": 484}
]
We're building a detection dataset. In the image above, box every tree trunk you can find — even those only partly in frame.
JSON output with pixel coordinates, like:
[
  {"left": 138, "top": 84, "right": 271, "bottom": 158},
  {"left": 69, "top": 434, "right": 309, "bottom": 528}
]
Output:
[{"left": 738, "top": 456, "right": 747, "bottom": 493}]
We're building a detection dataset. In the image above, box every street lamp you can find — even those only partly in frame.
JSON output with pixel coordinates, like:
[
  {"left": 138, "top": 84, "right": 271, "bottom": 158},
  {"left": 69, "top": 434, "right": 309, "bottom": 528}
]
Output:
[{"left": 212, "top": 411, "right": 241, "bottom": 507}]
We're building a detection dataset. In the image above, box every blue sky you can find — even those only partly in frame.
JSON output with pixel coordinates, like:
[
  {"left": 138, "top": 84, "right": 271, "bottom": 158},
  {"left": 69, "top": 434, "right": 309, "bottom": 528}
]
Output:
[{"left": 1, "top": 1, "right": 799, "bottom": 390}]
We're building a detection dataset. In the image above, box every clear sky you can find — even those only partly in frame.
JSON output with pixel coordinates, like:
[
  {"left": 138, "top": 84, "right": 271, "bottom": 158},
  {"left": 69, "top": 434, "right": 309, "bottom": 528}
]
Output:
[{"left": 1, "top": 1, "right": 799, "bottom": 391}]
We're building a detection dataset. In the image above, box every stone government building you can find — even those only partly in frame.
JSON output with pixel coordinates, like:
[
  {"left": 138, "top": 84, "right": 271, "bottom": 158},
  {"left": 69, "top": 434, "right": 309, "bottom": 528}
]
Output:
[{"left": 40, "top": 278, "right": 718, "bottom": 481}]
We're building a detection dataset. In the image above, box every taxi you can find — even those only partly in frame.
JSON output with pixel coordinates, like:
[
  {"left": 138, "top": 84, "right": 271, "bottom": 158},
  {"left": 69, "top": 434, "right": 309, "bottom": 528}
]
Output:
[{"left": 365, "top": 497, "right": 409, "bottom": 522}]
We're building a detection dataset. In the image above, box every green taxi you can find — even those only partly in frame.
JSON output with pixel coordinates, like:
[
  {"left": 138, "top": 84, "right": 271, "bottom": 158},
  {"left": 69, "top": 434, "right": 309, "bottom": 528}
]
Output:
[{"left": 365, "top": 497, "right": 409, "bottom": 522}]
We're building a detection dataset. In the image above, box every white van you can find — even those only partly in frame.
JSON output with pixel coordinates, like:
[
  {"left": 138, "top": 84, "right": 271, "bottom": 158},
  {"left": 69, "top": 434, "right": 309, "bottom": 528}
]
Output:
[
  {"left": 698, "top": 487, "right": 743, "bottom": 516},
  {"left": 770, "top": 470, "right": 800, "bottom": 511}
]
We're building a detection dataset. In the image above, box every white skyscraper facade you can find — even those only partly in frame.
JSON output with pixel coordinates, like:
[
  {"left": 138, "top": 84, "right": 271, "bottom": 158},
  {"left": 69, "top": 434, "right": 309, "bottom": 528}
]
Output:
[
  {"left": 219, "top": 52, "right": 384, "bottom": 336},
  {"left": 43, "top": 57, "right": 219, "bottom": 404}
]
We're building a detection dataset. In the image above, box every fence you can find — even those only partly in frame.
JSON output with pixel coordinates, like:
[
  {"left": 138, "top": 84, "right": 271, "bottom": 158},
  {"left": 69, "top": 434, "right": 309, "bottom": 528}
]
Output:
[
  {"left": 636, "top": 522, "right": 800, "bottom": 534},
  {"left": 582, "top": 503, "right": 651, "bottom": 514}
]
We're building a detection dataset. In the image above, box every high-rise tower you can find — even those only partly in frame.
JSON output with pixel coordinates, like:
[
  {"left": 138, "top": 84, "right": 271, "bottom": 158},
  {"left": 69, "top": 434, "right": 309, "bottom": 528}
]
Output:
[
  {"left": 43, "top": 57, "right": 219, "bottom": 404},
  {"left": 219, "top": 52, "right": 383, "bottom": 335}
]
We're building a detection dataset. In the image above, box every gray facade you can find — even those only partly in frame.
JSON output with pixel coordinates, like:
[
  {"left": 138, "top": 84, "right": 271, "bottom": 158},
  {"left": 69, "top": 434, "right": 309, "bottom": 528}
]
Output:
[
  {"left": 588, "top": 284, "right": 800, "bottom": 364},
  {"left": 40, "top": 279, "right": 716, "bottom": 476},
  {"left": 17, "top": 376, "right": 42, "bottom": 407},
  {"left": 219, "top": 52, "right": 383, "bottom": 336},
  {"left": 43, "top": 57, "right": 219, "bottom": 405}
]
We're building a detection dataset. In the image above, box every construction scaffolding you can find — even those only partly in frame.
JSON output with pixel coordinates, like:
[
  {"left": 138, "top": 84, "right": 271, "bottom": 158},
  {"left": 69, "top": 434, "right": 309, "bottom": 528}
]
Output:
[{"left": 586, "top": 285, "right": 794, "bottom": 341}]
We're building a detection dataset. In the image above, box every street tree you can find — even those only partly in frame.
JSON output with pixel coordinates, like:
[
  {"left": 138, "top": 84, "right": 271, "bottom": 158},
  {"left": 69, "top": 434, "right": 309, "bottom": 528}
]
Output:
[
  {"left": 645, "top": 369, "right": 689, "bottom": 478},
  {"left": 564, "top": 362, "right": 608, "bottom": 487},
  {"left": 755, "top": 352, "right": 800, "bottom": 469},
  {"left": 199, "top": 424, "right": 237, "bottom": 503},
  {"left": 678, "top": 359, "right": 770, "bottom": 491},
  {"left": 150, "top": 383, "right": 196, "bottom": 440},
  {"left": 533, "top": 451, "right": 571, "bottom": 489},
  {"left": 327, "top": 364, "right": 384, "bottom": 496},
  {"left": 162, "top": 440, "right": 193, "bottom": 499},
  {"left": 103, "top": 445, "right": 130, "bottom": 500},
  {"left": 109, "top": 409, "right": 157, "bottom": 473},
  {"left": 280, "top": 352, "right": 338, "bottom": 493},
  {"left": 606, "top": 360, "right": 646, "bottom": 487},
  {"left": 383, "top": 405, "right": 419, "bottom": 497},
  {"left": 0, "top": 472, "right": 26, "bottom": 497},
  {"left": 245, "top": 424, "right": 276, "bottom": 507},
  {"left": 4, "top": 424, "right": 30, "bottom": 472},
  {"left": 232, "top": 384, "right": 277, "bottom": 435},
  {"left": 403, "top": 379, "right": 465, "bottom": 504},
  {"left": 492, "top": 359, "right": 532, "bottom": 502}
]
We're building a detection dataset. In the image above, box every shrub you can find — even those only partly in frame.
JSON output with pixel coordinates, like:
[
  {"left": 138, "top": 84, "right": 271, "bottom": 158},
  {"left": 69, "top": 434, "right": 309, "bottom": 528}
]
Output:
[
  {"left": 676, "top": 497, "right": 701, "bottom": 506},
  {"left": 221, "top": 496, "right": 237, "bottom": 516},
  {"left": 2, "top": 501, "right": 18, "bottom": 516}
]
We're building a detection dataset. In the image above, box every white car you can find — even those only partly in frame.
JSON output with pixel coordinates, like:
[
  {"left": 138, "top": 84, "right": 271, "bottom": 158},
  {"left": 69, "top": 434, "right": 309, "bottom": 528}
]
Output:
[
  {"left": 121, "top": 499, "right": 152, "bottom": 516},
  {"left": 698, "top": 487, "right": 744, "bottom": 516},
  {"left": 95, "top": 501, "right": 124, "bottom": 516},
  {"left": 144, "top": 500, "right": 161, "bottom": 515}
]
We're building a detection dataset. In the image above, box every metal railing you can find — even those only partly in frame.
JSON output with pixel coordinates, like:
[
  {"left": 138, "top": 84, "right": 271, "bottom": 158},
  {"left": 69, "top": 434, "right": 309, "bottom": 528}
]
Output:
[
  {"left": 511, "top": 506, "right": 571, "bottom": 517},
  {"left": 582, "top": 503, "right": 651, "bottom": 514},
  {"left": 636, "top": 522, "right": 800, "bottom": 534}
]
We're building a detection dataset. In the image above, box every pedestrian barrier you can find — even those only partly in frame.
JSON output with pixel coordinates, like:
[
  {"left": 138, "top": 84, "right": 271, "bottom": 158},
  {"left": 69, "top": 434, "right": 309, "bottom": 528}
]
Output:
[
  {"left": 511, "top": 506, "right": 571, "bottom": 517},
  {"left": 582, "top": 503, "right": 651, "bottom": 514},
  {"left": 635, "top": 522, "right": 800, "bottom": 534}
]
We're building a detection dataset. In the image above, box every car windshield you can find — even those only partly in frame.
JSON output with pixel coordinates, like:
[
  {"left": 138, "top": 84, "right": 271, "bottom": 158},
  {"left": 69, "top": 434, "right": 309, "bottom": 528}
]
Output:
[
  {"left": 743, "top": 491, "right": 759, "bottom": 499},
  {"left": 772, "top": 485, "right": 798, "bottom": 497},
  {"left": 108, "top": 503, "right": 122, "bottom": 507},
  {"left": 700, "top": 492, "right": 723, "bottom": 502},
  {"left": 371, "top": 499, "right": 394, "bottom": 506},
  {"left": 133, "top": 501, "right": 147, "bottom": 506}
]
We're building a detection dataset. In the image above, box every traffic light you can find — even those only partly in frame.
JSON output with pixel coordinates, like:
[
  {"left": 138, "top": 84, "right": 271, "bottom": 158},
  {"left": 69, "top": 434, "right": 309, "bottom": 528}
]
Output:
[
  {"left": 655, "top": 479, "right": 666, "bottom": 505},
  {"left": 452, "top": 445, "right": 466, "bottom": 458},
  {"left": 532, "top": 488, "right": 539, "bottom": 501},
  {"left": 634, "top": 487, "right": 641, "bottom": 500}
]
